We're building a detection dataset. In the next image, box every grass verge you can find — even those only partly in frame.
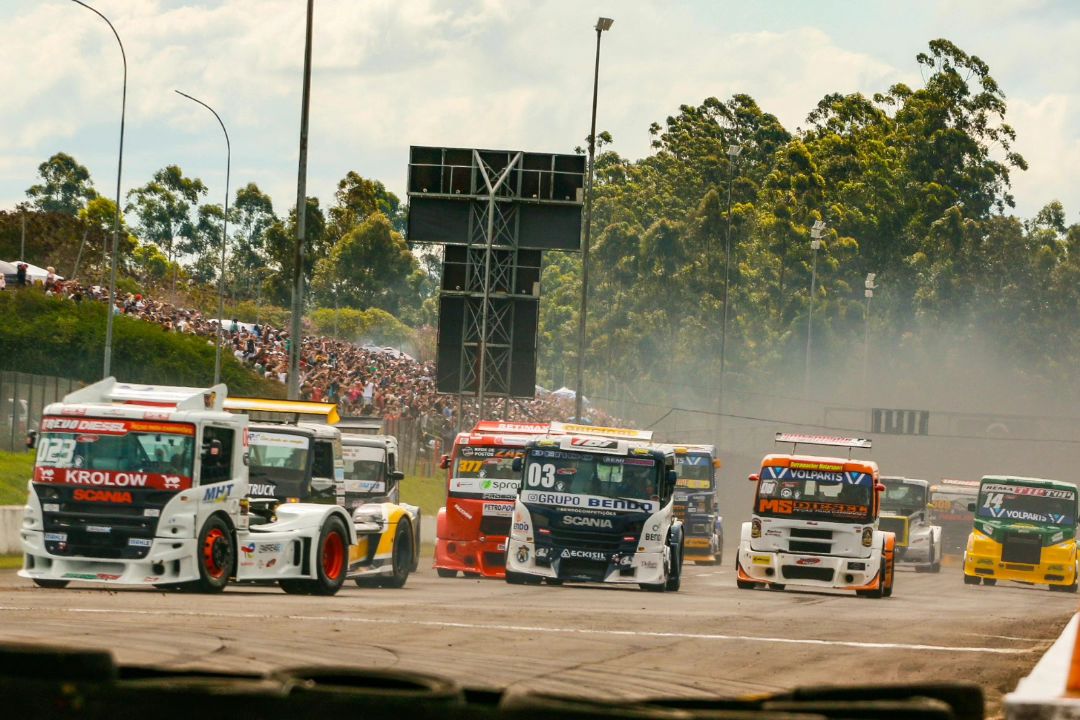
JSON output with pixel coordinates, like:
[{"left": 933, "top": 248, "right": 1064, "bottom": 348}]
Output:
[
  {"left": 0, "top": 451, "right": 33, "bottom": 505},
  {"left": 401, "top": 474, "right": 445, "bottom": 517}
]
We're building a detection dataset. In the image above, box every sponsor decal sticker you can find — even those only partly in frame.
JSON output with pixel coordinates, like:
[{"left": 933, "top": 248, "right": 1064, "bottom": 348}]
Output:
[
  {"left": 128, "top": 538, "right": 152, "bottom": 548},
  {"left": 86, "top": 525, "right": 111, "bottom": 534},
  {"left": 241, "top": 543, "right": 256, "bottom": 557},
  {"left": 483, "top": 502, "right": 515, "bottom": 517},
  {"left": 248, "top": 483, "right": 276, "bottom": 497},
  {"left": 42, "top": 503, "right": 59, "bottom": 513},
  {"left": 560, "top": 548, "right": 607, "bottom": 561},
  {"left": 202, "top": 483, "right": 233, "bottom": 503},
  {"left": 454, "top": 504, "right": 474, "bottom": 521},
  {"left": 258, "top": 543, "right": 282, "bottom": 554},
  {"left": 44, "top": 532, "right": 67, "bottom": 542},
  {"left": 643, "top": 532, "right": 663, "bottom": 543},
  {"left": 751, "top": 555, "right": 771, "bottom": 566},
  {"left": 795, "top": 557, "right": 821, "bottom": 565},
  {"left": 73, "top": 488, "right": 133, "bottom": 504},
  {"left": 563, "top": 515, "right": 613, "bottom": 529},
  {"left": 516, "top": 546, "right": 529, "bottom": 563}
]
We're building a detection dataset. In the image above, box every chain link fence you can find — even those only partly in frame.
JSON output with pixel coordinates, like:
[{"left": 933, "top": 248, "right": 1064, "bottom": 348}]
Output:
[{"left": 0, "top": 372, "right": 81, "bottom": 452}]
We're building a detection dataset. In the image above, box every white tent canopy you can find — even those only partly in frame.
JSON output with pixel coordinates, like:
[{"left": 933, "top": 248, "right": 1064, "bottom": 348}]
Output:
[{"left": 5, "top": 261, "right": 62, "bottom": 283}]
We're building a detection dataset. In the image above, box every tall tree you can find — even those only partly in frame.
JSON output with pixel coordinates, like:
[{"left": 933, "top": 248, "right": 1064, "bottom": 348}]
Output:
[
  {"left": 25, "top": 152, "right": 98, "bottom": 215},
  {"left": 125, "top": 165, "right": 207, "bottom": 268}
]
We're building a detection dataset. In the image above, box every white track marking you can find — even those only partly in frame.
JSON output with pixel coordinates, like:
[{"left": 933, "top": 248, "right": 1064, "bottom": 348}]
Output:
[{"left": 0, "top": 605, "right": 1037, "bottom": 655}]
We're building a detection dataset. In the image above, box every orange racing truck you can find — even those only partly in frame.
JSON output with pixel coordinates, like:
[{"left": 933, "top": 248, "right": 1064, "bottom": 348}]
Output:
[
  {"left": 434, "top": 421, "right": 551, "bottom": 578},
  {"left": 736, "top": 433, "right": 895, "bottom": 598}
]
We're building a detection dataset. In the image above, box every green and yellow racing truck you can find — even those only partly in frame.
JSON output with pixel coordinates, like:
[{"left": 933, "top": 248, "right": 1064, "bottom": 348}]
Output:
[{"left": 963, "top": 476, "right": 1078, "bottom": 592}]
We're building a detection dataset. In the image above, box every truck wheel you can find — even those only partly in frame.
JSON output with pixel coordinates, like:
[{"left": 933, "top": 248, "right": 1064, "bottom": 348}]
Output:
[
  {"left": 436, "top": 568, "right": 458, "bottom": 578},
  {"left": 191, "top": 515, "right": 233, "bottom": 593},
  {"left": 982, "top": 578, "right": 997, "bottom": 586},
  {"left": 379, "top": 522, "right": 412, "bottom": 589},
  {"left": 665, "top": 547, "right": 683, "bottom": 592},
  {"left": 506, "top": 571, "right": 536, "bottom": 585},
  {"left": 767, "top": 583, "right": 786, "bottom": 591},
  {"left": 963, "top": 574, "right": 981, "bottom": 585},
  {"left": 32, "top": 579, "right": 70, "bottom": 589},
  {"left": 309, "top": 517, "right": 349, "bottom": 596}
]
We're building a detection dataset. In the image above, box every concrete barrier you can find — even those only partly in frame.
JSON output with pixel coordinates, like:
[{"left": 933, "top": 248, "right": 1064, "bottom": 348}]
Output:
[
  {"left": 1006, "top": 612, "right": 1080, "bottom": 719},
  {"left": 0, "top": 505, "right": 22, "bottom": 555}
]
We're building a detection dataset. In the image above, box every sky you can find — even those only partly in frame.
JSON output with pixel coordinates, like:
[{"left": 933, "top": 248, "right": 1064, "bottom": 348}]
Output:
[{"left": 1, "top": 0, "right": 1077, "bottom": 223}]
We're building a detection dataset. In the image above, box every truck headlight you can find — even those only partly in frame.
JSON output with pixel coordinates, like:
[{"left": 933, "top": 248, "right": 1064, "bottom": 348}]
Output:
[
  {"left": 353, "top": 505, "right": 386, "bottom": 527},
  {"left": 862, "top": 527, "right": 873, "bottom": 547},
  {"left": 751, "top": 519, "right": 761, "bottom": 539}
]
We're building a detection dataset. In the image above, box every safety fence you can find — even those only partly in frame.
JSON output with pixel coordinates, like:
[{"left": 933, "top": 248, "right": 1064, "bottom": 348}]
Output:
[{"left": 0, "top": 372, "right": 80, "bottom": 452}]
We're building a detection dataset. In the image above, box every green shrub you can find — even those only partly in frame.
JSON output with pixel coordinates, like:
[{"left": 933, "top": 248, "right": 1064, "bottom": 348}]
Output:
[
  {"left": 309, "top": 307, "right": 413, "bottom": 346},
  {"left": 0, "top": 289, "right": 283, "bottom": 397}
]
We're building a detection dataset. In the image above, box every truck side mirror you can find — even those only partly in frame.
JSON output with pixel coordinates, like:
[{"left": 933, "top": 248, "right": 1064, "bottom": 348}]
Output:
[
  {"left": 391, "top": 470, "right": 405, "bottom": 482},
  {"left": 512, "top": 457, "right": 523, "bottom": 472},
  {"left": 666, "top": 469, "right": 678, "bottom": 496},
  {"left": 25, "top": 430, "right": 37, "bottom": 450},
  {"left": 439, "top": 454, "right": 450, "bottom": 470},
  {"left": 748, "top": 473, "right": 759, "bottom": 483},
  {"left": 967, "top": 502, "right": 976, "bottom": 512},
  {"left": 712, "top": 459, "right": 722, "bottom": 469},
  {"left": 875, "top": 483, "right": 886, "bottom": 492}
]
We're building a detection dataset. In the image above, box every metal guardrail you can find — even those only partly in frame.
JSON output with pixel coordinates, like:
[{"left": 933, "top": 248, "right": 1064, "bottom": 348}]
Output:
[{"left": 0, "top": 372, "right": 79, "bottom": 452}]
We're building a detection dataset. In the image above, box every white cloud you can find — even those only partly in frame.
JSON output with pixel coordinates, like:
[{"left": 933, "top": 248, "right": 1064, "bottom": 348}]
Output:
[
  {"left": 1008, "top": 94, "right": 1080, "bottom": 217},
  {"left": 0, "top": 0, "right": 1076, "bottom": 221}
]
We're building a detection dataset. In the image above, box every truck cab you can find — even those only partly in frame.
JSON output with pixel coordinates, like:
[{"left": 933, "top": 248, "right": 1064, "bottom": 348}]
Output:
[
  {"left": 504, "top": 433, "right": 683, "bottom": 592},
  {"left": 434, "top": 421, "right": 551, "bottom": 579},
  {"left": 664, "top": 444, "right": 723, "bottom": 565},
  {"left": 929, "top": 478, "right": 979, "bottom": 556},
  {"left": 21, "top": 379, "right": 355, "bottom": 596},
  {"left": 963, "top": 476, "right": 1078, "bottom": 592},
  {"left": 879, "top": 476, "right": 942, "bottom": 572},
  {"left": 736, "top": 433, "right": 895, "bottom": 598},
  {"left": 340, "top": 434, "right": 404, "bottom": 508}
]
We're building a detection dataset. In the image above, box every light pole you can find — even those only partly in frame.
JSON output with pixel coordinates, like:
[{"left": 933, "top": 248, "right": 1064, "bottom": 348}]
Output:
[
  {"left": 718, "top": 143, "right": 741, "bottom": 429},
  {"left": 175, "top": 90, "right": 231, "bottom": 386},
  {"left": 71, "top": 0, "right": 126, "bottom": 380},
  {"left": 803, "top": 219, "right": 826, "bottom": 396},
  {"left": 288, "top": 0, "right": 315, "bottom": 400},
  {"left": 862, "top": 272, "right": 876, "bottom": 401},
  {"left": 574, "top": 16, "right": 614, "bottom": 423}
]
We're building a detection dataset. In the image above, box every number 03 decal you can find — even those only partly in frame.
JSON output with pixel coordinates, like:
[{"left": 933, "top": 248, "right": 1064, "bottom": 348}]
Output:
[{"left": 526, "top": 463, "right": 556, "bottom": 488}]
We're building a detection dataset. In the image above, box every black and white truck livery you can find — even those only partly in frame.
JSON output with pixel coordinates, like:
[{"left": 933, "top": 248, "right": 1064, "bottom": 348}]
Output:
[{"left": 504, "top": 435, "right": 683, "bottom": 591}]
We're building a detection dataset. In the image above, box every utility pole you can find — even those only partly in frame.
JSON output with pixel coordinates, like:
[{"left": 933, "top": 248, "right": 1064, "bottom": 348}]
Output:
[
  {"left": 288, "top": 0, "right": 314, "bottom": 400},
  {"left": 803, "top": 220, "right": 826, "bottom": 397}
]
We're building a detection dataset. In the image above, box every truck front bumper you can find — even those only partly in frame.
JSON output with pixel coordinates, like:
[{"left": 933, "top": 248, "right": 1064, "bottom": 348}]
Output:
[
  {"left": 737, "top": 544, "right": 881, "bottom": 591},
  {"left": 19, "top": 529, "right": 199, "bottom": 585}
]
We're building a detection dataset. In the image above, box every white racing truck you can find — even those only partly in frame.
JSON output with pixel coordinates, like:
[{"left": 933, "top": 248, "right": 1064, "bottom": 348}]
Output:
[
  {"left": 879, "top": 476, "right": 942, "bottom": 572},
  {"left": 19, "top": 379, "right": 356, "bottom": 595},
  {"left": 736, "top": 433, "right": 896, "bottom": 598},
  {"left": 505, "top": 434, "right": 683, "bottom": 592}
]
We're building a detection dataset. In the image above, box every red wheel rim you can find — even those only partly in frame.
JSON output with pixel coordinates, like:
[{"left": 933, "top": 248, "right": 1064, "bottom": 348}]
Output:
[
  {"left": 202, "top": 527, "right": 228, "bottom": 579},
  {"left": 322, "top": 530, "right": 345, "bottom": 580}
]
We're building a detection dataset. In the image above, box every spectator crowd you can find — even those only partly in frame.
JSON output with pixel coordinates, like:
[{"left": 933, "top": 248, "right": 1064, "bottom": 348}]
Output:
[{"left": 4, "top": 271, "right": 620, "bottom": 449}]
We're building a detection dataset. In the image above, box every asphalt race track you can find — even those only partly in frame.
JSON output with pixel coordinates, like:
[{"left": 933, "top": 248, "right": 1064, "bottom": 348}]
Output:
[{"left": 0, "top": 560, "right": 1073, "bottom": 714}]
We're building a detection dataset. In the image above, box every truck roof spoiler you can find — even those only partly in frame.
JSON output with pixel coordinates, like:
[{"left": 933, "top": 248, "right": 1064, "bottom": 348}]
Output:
[
  {"left": 223, "top": 398, "right": 340, "bottom": 425},
  {"left": 63, "top": 378, "right": 226, "bottom": 412},
  {"left": 549, "top": 421, "right": 653, "bottom": 441},
  {"left": 774, "top": 432, "right": 871, "bottom": 458}
]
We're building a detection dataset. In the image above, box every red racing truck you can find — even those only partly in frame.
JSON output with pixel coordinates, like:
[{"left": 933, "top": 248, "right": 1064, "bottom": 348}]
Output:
[{"left": 434, "top": 421, "right": 550, "bottom": 578}]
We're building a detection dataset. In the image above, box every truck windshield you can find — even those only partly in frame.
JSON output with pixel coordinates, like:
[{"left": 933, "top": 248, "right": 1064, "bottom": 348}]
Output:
[
  {"left": 248, "top": 430, "right": 311, "bottom": 498},
  {"left": 523, "top": 449, "right": 658, "bottom": 501},
  {"left": 977, "top": 482, "right": 1077, "bottom": 527},
  {"left": 755, "top": 466, "right": 873, "bottom": 522},
  {"left": 34, "top": 416, "right": 195, "bottom": 489},
  {"left": 454, "top": 447, "right": 521, "bottom": 480},
  {"left": 881, "top": 480, "right": 927, "bottom": 514},
  {"left": 674, "top": 453, "right": 713, "bottom": 490}
]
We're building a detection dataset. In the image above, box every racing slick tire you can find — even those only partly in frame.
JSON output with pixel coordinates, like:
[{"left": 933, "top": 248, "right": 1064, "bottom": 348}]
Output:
[
  {"left": 545, "top": 578, "right": 564, "bottom": 585},
  {"left": 31, "top": 579, "right": 70, "bottom": 589},
  {"left": 282, "top": 517, "right": 349, "bottom": 596},
  {"left": 436, "top": 568, "right": 458, "bottom": 578},
  {"left": 963, "top": 574, "right": 981, "bottom": 585},
  {"left": 982, "top": 578, "right": 997, "bottom": 586},
  {"left": 857, "top": 552, "right": 893, "bottom": 599},
  {"left": 767, "top": 583, "right": 786, "bottom": 591},
  {"left": 187, "top": 514, "right": 234, "bottom": 594},
  {"left": 379, "top": 521, "right": 413, "bottom": 589}
]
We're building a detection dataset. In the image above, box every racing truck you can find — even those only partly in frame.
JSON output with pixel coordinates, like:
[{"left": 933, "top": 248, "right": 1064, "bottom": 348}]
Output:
[
  {"left": 736, "top": 433, "right": 895, "bottom": 598},
  {"left": 504, "top": 433, "right": 683, "bottom": 591},
  {"left": 226, "top": 397, "right": 420, "bottom": 589},
  {"left": 435, "top": 421, "right": 552, "bottom": 578},
  {"left": 663, "top": 443, "right": 723, "bottom": 564},
  {"left": 879, "top": 476, "right": 942, "bottom": 572},
  {"left": 963, "top": 475, "right": 1079, "bottom": 591},
  {"left": 20, "top": 379, "right": 356, "bottom": 595},
  {"left": 930, "top": 478, "right": 979, "bottom": 556}
]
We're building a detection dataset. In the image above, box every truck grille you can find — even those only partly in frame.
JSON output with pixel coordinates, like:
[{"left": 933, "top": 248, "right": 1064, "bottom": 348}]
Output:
[
  {"left": 549, "top": 527, "right": 623, "bottom": 553},
  {"left": 781, "top": 565, "right": 834, "bottom": 582},
  {"left": 479, "top": 515, "right": 511, "bottom": 536},
  {"left": 1002, "top": 533, "right": 1042, "bottom": 565},
  {"left": 879, "top": 516, "right": 910, "bottom": 546},
  {"left": 39, "top": 485, "right": 170, "bottom": 560}
]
